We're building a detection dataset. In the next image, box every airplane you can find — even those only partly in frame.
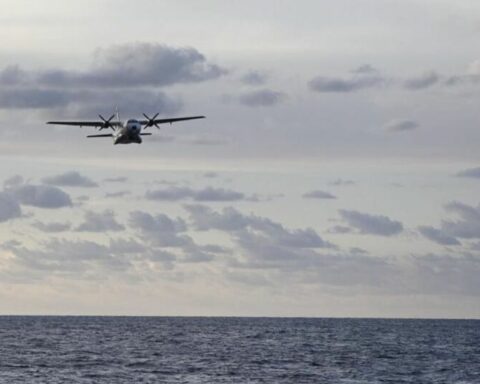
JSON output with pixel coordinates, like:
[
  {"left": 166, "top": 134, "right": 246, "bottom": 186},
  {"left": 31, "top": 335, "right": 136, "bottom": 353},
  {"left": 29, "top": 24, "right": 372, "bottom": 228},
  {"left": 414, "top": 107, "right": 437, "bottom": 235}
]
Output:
[{"left": 47, "top": 112, "right": 205, "bottom": 144}]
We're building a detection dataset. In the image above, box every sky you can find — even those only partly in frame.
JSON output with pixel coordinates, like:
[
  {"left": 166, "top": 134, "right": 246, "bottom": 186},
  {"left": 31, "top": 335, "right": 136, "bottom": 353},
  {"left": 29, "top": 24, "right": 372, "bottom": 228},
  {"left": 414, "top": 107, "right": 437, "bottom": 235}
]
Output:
[{"left": 0, "top": 0, "right": 479, "bottom": 318}]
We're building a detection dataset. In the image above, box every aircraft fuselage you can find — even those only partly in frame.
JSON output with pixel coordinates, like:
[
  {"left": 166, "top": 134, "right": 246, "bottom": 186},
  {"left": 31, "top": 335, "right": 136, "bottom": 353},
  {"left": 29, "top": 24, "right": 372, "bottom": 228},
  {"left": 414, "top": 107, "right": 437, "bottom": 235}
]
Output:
[{"left": 113, "top": 119, "right": 143, "bottom": 144}]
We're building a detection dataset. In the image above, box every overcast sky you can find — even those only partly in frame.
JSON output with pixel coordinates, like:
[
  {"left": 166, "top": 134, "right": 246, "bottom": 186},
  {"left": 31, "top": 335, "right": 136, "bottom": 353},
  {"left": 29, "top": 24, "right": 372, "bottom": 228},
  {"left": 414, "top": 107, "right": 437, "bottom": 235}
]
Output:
[{"left": 0, "top": 0, "right": 479, "bottom": 318}]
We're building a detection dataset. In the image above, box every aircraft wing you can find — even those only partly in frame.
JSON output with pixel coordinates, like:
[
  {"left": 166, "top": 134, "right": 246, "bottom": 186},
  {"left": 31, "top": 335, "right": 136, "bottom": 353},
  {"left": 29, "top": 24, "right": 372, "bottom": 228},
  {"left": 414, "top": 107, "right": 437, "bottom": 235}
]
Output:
[
  {"left": 86, "top": 134, "right": 114, "bottom": 138},
  {"left": 46, "top": 121, "right": 122, "bottom": 128},
  {"left": 139, "top": 116, "right": 205, "bottom": 126}
]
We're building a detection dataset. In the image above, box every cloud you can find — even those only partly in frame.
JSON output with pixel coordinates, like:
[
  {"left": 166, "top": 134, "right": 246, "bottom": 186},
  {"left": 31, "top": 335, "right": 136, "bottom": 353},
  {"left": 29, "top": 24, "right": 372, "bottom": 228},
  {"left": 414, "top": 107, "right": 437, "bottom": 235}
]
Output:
[
  {"left": 42, "top": 171, "right": 98, "bottom": 188},
  {"left": 440, "top": 202, "right": 480, "bottom": 239},
  {"left": 185, "top": 204, "right": 333, "bottom": 248},
  {"left": 0, "top": 43, "right": 224, "bottom": 113},
  {"left": 404, "top": 71, "right": 439, "bottom": 90},
  {"left": 309, "top": 69, "right": 385, "bottom": 93},
  {"left": 418, "top": 226, "right": 461, "bottom": 246},
  {"left": 73, "top": 90, "right": 181, "bottom": 117},
  {"left": 76, "top": 210, "right": 125, "bottom": 232},
  {"left": 0, "top": 192, "right": 22, "bottom": 222},
  {"left": 417, "top": 201, "right": 480, "bottom": 244},
  {"left": 104, "top": 177, "right": 128, "bottom": 183},
  {"left": 385, "top": 119, "right": 419, "bottom": 132},
  {"left": 338, "top": 209, "right": 403, "bottom": 236},
  {"left": 105, "top": 191, "right": 131, "bottom": 198},
  {"left": 129, "top": 210, "right": 191, "bottom": 247},
  {"left": 329, "top": 179, "right": 355, "bottom": 186},
  {"left": 108, "top": 238, "right": 146, "bottom": 254},
  {"left": 0, "top": 65, "right": 25, "bottom": 86},
  {"left": 194, "top": 187, "right": 246, "bottom": 202},
  {"left": 10, "top": 184, "right": 72, "bottom": 209},
  {"left": 456, "top": 167, "right": 480, "bottom": 179},
  {"left": 303, "top": 190, "right": 336, "bottom": 199},
  {"left": 0, "top": 88, "right": 71, "bottom": 109},
  {"left": 240, "top": 70, "right": 268, "bottom": 86},
  {"left": 36, "top": 43, "right": 227, "bottom": 88},
  {"left": 351, "top": 65, "right": 378, "bottom": 74},
  {"left": 238, "top": 89, "right": 285, "bottom": 107},
  {"left": 3, "top": 175, "right": 24, "bottom": 188},
  {"left": 328, "top": 225, "right": 353, "bottom": 234},
  {"left": 203, "top": 172, "right": 218, "bottom": 178},
  {"left": 32, "top": 221, "right": 71, "bottom": 233},
  {"left": 145, "top": 186, "right": 252, "bottom": 202},
  {"left": 2, "top": 239, "right": 132, "bottom": 278},
  {"left": 0, "top": 87, "right": 181, "bottom": 113}
]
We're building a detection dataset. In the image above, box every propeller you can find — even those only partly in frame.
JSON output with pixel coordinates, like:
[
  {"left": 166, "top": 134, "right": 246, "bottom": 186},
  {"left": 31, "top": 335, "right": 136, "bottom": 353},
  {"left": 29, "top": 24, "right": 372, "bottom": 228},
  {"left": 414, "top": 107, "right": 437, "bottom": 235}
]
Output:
[
  {"left": 143, "top": 113, "right": 160, "bottom": 129},
  {"left": 98, "top": 114, "right": 116, "bottom": 131}
]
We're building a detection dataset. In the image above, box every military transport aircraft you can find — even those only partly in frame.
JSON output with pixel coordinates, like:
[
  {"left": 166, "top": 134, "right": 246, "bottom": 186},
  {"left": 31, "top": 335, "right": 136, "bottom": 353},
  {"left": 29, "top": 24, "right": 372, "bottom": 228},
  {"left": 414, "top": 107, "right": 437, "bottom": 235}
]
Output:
[{"left": 47, "top": 112, "right": 205, "bottom": 144}]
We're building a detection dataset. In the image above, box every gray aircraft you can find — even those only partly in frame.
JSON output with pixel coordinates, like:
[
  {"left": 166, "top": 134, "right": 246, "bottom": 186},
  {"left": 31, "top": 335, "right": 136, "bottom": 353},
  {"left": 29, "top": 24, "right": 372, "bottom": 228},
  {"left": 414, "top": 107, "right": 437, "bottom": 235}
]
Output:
[{"left": 47, "top": 112, "right": 205, "bottom": 144}]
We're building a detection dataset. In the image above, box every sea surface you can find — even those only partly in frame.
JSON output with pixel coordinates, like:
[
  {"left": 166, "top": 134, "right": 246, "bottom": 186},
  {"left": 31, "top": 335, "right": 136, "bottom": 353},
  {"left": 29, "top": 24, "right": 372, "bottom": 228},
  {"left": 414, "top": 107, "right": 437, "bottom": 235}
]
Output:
[{"left": 0, "top": 316, "right": 478, "bottom": 383}]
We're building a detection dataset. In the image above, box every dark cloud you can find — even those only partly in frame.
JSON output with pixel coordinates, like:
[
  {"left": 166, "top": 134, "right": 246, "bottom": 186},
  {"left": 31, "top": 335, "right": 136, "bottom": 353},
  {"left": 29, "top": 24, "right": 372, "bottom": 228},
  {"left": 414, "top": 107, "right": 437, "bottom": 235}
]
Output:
[
  {"left": 108, "top": 238, "right": 146, "bottom": 254},
  {"left": 0, "top": 192, "right": 22, "bottom": 222},
  {"left": 145, "top": 187, "right": 193, "bottom": 201},
  {"left": 194, "top": 187, "right": 246, "bottom": 202},
  {"left": 2, "top": 239, "right": 132, "bottom": 277},
  {"left": 10, "top": 184, "right": 72, "bottom": 209},
  {"left": 0, "top": 65, "right": 26, "bottom": 86},
  {"left": 303, "top": 190, "right": 336, "bottom": 199},
  {"left": 185, "top": 204, "right": 333, "bottom": 249},
  {"left": 36, "top": 43, "right": 226, "bottom": 88},
  {"left": 440, "top": 202, "right": 480, "bottom": 239},
  {"left": 129, "top": 210, "right": 191, "bottom": 247},
  {"left": 181, "top": 245, "right": 215, "bottom": 263},
  {"left": 104, "top": 177, "right": 128, "bottom": 183},
  {"left": 73, "top": 89, "right": 182, "bottom": 117},
  {"left": 338, "top": 210, "right": 403, "bottom": 236},
  {"left": 417, "top": 201, "right": 480, "bottom": 244},
  {"left": 238, "top": 89, "right": 285, "bottom": 107},
  {"left": 105, "top": 191, "right": 131, "bottom": 198},
  {"left": 456, "top": 167, "right": 480, "bottom": 179},
  {"left": 203, "top": 172, "right": 218, "bottom": 178},
  {"left": 329, "top": 179, "right": 356, "bottom": 186},
  {"left": 0, "top": 43, "right": 223, "bottom": 113},
  {"left": 0, "top": 88, "right": 71, "bottom": 109},
  {"left": 328, "top": 225, "right": 353, "bottom": 234},
  {"left": 418, "top": 226, "right": 461, "bottom": 246},
  {"left": 444, "top": 74, "right": 480, "bottom": 87},
  {"left": 32, "top": 221, "right": 71, "bottom": 233},
  {"left": 240, "top": 70, "right": 268, "bottom": 86},
  {"left": 404, "top": 71, "right": 439, "bottom": 90},
  {"left": 145, "top": 186, "right": 251, "bottom": 202},
  {"left": 309, "top": 71, "right": 384, "bottom": 93},
  {"left": 3, "top": 175, "right": 24, "bottom": 188},
  {"left": 185, "top": 204, "right": 251, "bottom": 232},
  {"left": 351, "top": 65, "right": 379, "bottom": 74},
  {"left": 42, "top": 171, "right": 98, "bottom": 188},
  {"left": 0, "top": 87, "right": 180, "bottom": 113},
  {"left": 385, "top": 119, "right": 419, "bottom": 132},
  {"left": 76, "top": 210, "right": 125, "bottom": 232}
]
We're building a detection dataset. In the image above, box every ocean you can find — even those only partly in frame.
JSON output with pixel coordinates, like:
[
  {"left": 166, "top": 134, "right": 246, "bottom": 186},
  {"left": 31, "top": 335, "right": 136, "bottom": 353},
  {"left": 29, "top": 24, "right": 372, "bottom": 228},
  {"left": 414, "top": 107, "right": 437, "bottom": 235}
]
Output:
[{"left": 0, "top": 316, "right": 478, "bottom": 383}]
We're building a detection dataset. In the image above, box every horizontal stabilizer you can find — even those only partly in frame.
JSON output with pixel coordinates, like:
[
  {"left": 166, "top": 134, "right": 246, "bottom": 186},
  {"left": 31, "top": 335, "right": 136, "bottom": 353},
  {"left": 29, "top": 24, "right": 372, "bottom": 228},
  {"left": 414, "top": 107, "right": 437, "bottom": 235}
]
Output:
[{"left": 140, "top": 133, "right": 152, "bottom": 136}]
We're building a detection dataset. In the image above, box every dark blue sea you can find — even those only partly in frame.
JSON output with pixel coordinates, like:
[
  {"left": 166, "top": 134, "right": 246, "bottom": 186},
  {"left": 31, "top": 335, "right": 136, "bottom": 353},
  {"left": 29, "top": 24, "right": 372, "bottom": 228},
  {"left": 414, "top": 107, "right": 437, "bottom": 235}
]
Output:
[{"left": 0, "top": 317, "right": 478, "bottom": 383}]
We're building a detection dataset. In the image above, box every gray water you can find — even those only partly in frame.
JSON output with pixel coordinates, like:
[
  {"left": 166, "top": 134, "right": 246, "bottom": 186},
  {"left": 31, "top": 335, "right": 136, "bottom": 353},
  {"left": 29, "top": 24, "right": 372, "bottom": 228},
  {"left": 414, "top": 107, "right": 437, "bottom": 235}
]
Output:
[{"left": 0, "top": 317, "right": 478, "bottom": 383}]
